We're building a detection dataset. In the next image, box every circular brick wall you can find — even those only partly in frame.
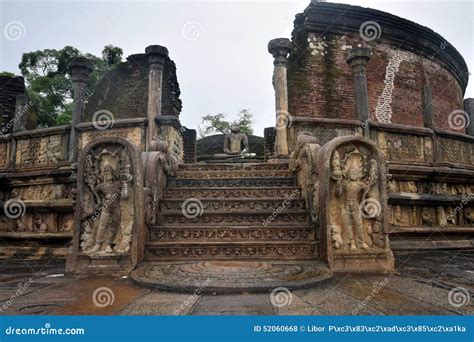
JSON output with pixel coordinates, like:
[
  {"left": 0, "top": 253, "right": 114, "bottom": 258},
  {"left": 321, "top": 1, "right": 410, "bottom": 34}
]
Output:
[{"left": 287, "top": 2, "right": 469, "bottom": 133}]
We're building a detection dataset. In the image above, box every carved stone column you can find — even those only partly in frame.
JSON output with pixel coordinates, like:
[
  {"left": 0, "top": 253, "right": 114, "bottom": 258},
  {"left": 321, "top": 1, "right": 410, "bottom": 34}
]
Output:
[
  {"left": 68, "top": 57, "right": 93, "bottom": 162},
  {"left": 346, "top": 47, "right": 371, "bottom": 136},
  {"left": 464, "top": 98, "right": 474, "bottom": 136},
  {"left": 145, "top": 45, "right": 168, "bottom": 151},
  {"left": 268, "top": 38, "right": 292, "bottom": 158}
]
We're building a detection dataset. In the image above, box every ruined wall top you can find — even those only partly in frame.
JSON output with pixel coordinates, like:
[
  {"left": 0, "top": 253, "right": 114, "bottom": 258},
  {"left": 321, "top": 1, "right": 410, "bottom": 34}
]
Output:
[
  {"left": 286, "top": 1, "right": 469, "bottom": 133},
  {"left": 84, "top": 50, "right": 182, "bottom": 122}
]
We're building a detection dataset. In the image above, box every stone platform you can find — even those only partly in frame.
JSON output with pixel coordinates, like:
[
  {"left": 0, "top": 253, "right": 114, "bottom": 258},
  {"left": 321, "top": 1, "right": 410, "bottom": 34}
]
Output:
[{"left": 130, "top": 261, "right": 332, "bottom": 293}]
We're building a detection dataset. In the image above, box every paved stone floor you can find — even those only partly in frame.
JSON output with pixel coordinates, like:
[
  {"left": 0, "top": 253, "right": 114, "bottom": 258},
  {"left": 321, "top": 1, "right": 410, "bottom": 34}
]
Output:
[{"left": 0, "top": 249, "right": 472, "bottom": 315}]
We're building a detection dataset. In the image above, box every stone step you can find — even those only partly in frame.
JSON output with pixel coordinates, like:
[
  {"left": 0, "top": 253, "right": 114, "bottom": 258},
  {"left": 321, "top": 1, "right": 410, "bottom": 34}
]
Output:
[
  {"left": 174, "top": 170, "right": 292, "bottom": 179},
  {"left": 145, "top": 241, "right": 319, "bottom": 260},
  {"left": 178, "top": 162, "right": 289, "bottom": 172},
  {"left": 163, "top": 187, "right": 301, "bottom": 200},
  {"left": 160, "top": 198, "right": 306, "bottom": 212},
  {"left": 166, "top": 177, "right": 296, "bottom": 188},
  {"left": 160, "top": 210, "right": 309, "bottom": 226},
  {"left": 149, "top": 225, "right": 315, "bottom": 242}
]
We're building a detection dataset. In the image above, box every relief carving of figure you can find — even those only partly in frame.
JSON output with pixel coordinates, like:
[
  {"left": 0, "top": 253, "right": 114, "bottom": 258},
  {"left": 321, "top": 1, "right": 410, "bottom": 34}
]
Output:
[
  {"left": 80, "top": 146, "right": 134, "bottom": 254},
  {"left": 331, "top": 149, "right": 379, "bottom": 251}
]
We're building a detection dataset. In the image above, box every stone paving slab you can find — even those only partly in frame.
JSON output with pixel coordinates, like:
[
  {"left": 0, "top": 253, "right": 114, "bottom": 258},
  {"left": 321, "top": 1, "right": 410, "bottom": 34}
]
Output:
[
  {"left": 0, "top": 250, "right": 472, "bottom": 315},
  {"left": 191, "top": 294, "right": 275, "bottom": 315},
  {"left": 120, "top": 291, "right": 199, "bottom": 315}
]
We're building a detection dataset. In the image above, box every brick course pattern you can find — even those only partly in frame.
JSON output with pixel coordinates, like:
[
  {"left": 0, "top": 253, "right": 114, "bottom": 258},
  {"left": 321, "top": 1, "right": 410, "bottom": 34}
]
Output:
[{"left": 286, "top": 2, "right": 467, "bottom": 133}]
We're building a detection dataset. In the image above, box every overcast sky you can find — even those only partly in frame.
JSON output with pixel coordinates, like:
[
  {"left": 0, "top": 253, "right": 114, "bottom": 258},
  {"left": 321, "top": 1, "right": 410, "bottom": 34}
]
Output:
[{"left": 1, "top": 0, "right": 472, "bottom": 136}]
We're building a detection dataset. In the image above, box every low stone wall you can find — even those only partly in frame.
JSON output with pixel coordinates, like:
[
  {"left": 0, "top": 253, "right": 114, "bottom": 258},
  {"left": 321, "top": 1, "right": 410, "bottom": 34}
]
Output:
[{"left": 287, "top": 120, "right": 474, "bottom": 249}]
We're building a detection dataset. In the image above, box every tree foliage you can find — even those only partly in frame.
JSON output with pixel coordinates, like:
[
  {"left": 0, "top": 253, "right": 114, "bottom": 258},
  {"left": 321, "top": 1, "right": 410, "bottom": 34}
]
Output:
[
  {"left": 18, "top": 45, "right": 123, "bottom": 127},
  {"left": 199, "top": 109, "right": 254, "bottom": 138}
]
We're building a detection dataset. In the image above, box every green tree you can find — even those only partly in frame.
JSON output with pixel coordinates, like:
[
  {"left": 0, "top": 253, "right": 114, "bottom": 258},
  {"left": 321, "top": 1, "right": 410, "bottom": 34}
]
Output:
[
  {"left": 199, "top": 109, "right": 254, "bottom": 138},
  {"left": 0, "top": 71, "right": 15, "bottom": 77},
  {"left": 18, "top": 45, "right": 123, "bottom": 127}
]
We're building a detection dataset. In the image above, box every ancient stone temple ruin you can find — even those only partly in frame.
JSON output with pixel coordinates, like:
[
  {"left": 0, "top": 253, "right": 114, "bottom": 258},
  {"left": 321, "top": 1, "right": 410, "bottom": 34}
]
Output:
[{"left": 0, "top": 1, "right": 473, "bottom": 291}]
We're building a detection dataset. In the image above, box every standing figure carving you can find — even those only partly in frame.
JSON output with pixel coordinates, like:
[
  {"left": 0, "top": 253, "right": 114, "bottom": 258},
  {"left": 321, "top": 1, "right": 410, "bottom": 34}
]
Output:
[
  {"left": 80, "top": 146, "right": 134, "bottom": 254},
  {"left": 330, "top": 148, "right": 381, "bottom": 251}
]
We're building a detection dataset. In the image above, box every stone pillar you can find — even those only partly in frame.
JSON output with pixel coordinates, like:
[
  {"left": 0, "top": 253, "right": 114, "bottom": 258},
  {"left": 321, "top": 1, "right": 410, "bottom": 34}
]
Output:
[
  {"left": 13, "top": 94, "right": 28, "bottom": 133},
  {"left": 268, "top": 38, "right": 292, "bottom": 158},
  {"left": 68, "top": 57, "right": 93, "bottom": 162},
  {"left": 464, "top": 98, "right": 474, "bottom": 136},
  {"left": 346, "top": 47, "right": 371, "bottom": 136},
  {"left": 422, "top": 85, "right": 433, "bottom": 129},
  {"left": 145, "top": 45, "right": 168, "bottom": 151}
]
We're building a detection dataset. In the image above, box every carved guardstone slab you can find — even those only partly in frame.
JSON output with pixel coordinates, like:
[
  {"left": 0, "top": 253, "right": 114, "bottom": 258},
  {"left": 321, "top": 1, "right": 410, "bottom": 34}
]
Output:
[
  {"left": 66, "top": 137, "right": 145, "bottom": 274},
  {"left": 318, "top": 136, "right": 394, "bottom": 273}
]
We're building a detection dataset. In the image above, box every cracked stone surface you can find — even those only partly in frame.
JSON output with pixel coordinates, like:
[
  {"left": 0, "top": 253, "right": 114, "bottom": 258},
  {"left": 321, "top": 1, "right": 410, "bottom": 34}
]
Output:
[{"left": 0, "top": 250, "right": 472, "bottom": 315}]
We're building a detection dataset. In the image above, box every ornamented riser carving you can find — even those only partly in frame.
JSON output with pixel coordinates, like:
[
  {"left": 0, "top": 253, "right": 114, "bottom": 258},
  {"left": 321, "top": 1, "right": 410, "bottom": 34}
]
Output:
[
  {"left": 174, "top": 171, "right": 292, "bottom": 179},
  {"left": 388, "top": 179, "right": 474, "bottom": 195},
  {"left": 162, "top": 213, "right": 309, "bottom": 225},
  {"left": 388, "top": 204, "right": 474, "bottom": 226},
  {"left": 178, "top": 164, "right": 290, "bottom": 171},
  {"left": 163, "top": 189, "right": 301, "bottom": 199},
  {"left": 0, "top": 213, "right": 74, "bottom": 233},
  {"left": 10, "top": 184, "right": 73, "bottom": 201},
  {"left": 151, "top": 228, "right": 314, "bottom": 241},
  {"left": 167, "top": 178, "right": 297, "bottom": 188},
  {"left": 146, "top": 245, "right": 318, "bottom": 259},
  {"left": 161, "top": 200, "right": 306, "bottom": 211}
]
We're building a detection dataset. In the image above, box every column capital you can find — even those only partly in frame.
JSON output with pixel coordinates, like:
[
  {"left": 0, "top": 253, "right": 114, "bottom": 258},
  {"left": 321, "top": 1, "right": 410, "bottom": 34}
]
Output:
[
  {"left": 346, "top": 47, "right": 371, "bottom": 69},
  {"left": 69, "top": 57, "right": 94, "bottom": 83},
  {"left": 268, "top": 38, "right": 293, "bottom": 66},
  {"left": 145, "top": 45, "right": 168, "bottom": 66}
]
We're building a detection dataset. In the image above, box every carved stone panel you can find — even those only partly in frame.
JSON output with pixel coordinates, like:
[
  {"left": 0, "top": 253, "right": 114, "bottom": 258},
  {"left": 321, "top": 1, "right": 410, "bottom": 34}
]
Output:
[
  {"left": 319, "top": 136, "right": 394, "bottom": 273},
  {"left": 438, "top": 137, "right": 473, "bottom": 166},
  {"left": 377, "top": 131, "right": 428, "bottom": 163},
  {"left": 0, "top": 143, "right": 8, "bottom": 169},
  {"left": 15, "top": 134, "right": 65, "bottom": 167},
  {"left": 79, "top": 127, "right": 143, "bottom": 150},
  {"left": 67, "top": 137, "right": 144, "bottom": 274}
]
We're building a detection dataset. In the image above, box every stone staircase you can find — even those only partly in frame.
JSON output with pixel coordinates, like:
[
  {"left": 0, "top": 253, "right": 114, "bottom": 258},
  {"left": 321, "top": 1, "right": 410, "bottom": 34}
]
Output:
[{"left": 144, "top": 162, "right": 319, "bottom": 261}]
